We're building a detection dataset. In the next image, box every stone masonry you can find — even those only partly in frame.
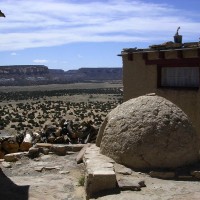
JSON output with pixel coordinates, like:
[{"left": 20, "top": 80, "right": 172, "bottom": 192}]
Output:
[{"left": 83, "top": 144, "right": 117, "bottom": 199}]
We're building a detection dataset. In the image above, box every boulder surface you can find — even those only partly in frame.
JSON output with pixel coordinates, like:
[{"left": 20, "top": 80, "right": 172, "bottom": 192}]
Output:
[{"left": 97, "top": 94, "right": 199, "bottom": 169}]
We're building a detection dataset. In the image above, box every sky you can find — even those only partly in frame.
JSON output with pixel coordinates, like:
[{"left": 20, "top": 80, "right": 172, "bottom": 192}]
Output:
[{"left": 0, "top": 0, "right": 200, "bottom": 71}]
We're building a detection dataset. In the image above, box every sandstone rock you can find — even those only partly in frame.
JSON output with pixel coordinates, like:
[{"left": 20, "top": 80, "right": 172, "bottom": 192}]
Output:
[
  {"left": 116, "top": 175, "right": 145, "bottom": 191},
  {"left": 34, "top": 166, "right": 44, "bottom": 172},
  {"left": 83, "top": 144, "right": 117, "bottom": 199},
  {"left": 76, "top": 143, "right": 91, "bottom": 164},
  {"left": 97, "top": 94, "right": 199, "bottom": 169},
  {"left": 4, "top": 152, "right": 27, "bottom": 162},
  {"left": 51, "top": 144, "right": 66, "bottom": 156},
  {"left": 1, "top": 161, "right": 11, "bottom": 168},
  {"left": 149, "top": 171, "right": 175, "bottom": 179},
  {"left": 85, "top": 169, "right": 117, "bottom": 198},
  {"left": 114, "top": 163, "right": 132, "bottom": 175},
  {"left": 35, "top": 143, "right": 53, "bottom": 149}
]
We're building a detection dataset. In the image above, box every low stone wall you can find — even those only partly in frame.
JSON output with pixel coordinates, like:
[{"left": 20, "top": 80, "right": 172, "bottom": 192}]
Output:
[
  {"left": 82, "top": 144, "right": 200, "bottom": 199},
  {"left": 1, "top": 143, "right": 85, "bottom": 162},
  {"left": 83, "top": 144, "right": 117, "bottom": 199}
]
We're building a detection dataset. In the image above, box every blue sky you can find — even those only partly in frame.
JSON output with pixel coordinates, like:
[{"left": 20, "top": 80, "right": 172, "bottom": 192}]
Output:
[{"left": 0, "top": 0, "right": 200, "bottom": 71}]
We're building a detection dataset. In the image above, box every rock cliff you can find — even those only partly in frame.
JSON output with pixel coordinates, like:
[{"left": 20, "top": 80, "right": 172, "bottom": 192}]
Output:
[
  {"left": 0, "top": 65, "right": 122, "bottom": 86},
  {"left": 0, "top": 65, "right": 48, "bottom": 75}
]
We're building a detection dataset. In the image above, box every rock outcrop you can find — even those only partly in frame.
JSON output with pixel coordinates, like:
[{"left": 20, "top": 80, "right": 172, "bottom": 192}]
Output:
[
  {"left": 0, "top": 65, "right": 48, "bottom": 75},
  {"left": 0, "top": 65, "right": 49, "bottom": 86},
  {"left": 0, "top": 66, "right": 122, "bottom": 86},
  {"left": 97, "top": 94, "right": 199, "bottom": 169}
]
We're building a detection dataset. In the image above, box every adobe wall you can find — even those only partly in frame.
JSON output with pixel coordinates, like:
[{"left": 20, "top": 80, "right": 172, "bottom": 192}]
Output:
[{"left": 122, "top": 48, "right": 200, "bottom": 140}]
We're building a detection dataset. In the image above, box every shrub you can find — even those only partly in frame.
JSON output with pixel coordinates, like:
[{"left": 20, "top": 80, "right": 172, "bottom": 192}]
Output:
[{"left": 78, "top": 175, "right": 85, "bottom": 186}]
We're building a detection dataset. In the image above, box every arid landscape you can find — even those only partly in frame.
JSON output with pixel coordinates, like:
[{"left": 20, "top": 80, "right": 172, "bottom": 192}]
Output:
[
  {"left": 0, "top": 81, "right": 122, "bottom": 200},
  {"left": 0, "top": 151, "right": 86, "bottom": 200},
  {"left": 1, "top": 82, "right": 200, "bottom": 200},
  {"left": 0, "top": 0, "right": 199, "bottom": 199},
  {"left": 0, "top": 82, "right": 123, "bottom": 136}
]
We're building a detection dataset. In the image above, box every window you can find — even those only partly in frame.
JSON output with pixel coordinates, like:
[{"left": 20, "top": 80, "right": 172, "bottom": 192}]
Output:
[{"left": 158, "top": 67, "right": 200, "bottom": 89}]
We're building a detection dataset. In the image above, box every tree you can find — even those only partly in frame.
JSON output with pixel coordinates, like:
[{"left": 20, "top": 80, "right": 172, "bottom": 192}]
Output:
[{"left": 0, "top": 10, "right": 5, "bottom": 17}]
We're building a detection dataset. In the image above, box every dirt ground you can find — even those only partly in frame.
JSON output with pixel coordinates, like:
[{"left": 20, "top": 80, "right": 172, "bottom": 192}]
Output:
[
  {"left": 90, "top": 173, "right": 200, "bottom": 200},
  {"left": 0, "top": 152, "right": 86, "bottom": 200},
  {"left": 1, "top": 152, "right": 200, "bottom": 200}
]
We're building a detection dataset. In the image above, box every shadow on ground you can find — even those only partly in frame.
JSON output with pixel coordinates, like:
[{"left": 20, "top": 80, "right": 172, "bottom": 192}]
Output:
[
  {"left": 90, "top": 188, "right": 121, "bottom": 199},
  {"left": 0, "top": 168, "right": 29, "bottom": 200}
]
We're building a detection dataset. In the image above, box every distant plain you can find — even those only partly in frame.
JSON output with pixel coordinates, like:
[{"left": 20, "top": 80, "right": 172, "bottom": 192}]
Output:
[{"left": 0, "top": 82, "right": 123, "bottom": 135}]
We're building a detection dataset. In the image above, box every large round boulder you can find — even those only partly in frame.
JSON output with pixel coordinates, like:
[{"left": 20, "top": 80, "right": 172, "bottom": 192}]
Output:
[{"left": 96, "top": 94, "right": 199, "bottom": 169}]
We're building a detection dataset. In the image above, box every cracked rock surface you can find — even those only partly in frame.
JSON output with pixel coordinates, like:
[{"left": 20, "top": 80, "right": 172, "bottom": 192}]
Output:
[
  {"left": 97, "top": 94, "right": 199, "bottom": 169},
  {"left": 0, "top": 152, "right": 85, "bottom": 200}
]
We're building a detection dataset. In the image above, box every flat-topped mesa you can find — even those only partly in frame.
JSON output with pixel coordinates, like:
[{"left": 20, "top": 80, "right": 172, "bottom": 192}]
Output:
[{"left": 0, "top": 65, "right": 48, "bottom": 75}]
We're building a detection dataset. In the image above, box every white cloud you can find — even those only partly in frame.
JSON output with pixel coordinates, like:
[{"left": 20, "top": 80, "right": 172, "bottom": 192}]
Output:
[
  {"left": 0, "top": 0, "right": 199, "bottom": 51},
  {"left": 33, "top": 59, "right": 49, "bottom": 64}
]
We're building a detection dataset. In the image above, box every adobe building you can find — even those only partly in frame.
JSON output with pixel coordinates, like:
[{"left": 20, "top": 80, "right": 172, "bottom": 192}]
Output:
[{"left": 119, "top": 35, "right": 200, "bottom": 140}]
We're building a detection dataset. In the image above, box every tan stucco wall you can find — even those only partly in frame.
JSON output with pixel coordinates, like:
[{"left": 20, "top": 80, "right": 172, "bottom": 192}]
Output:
[
  {"left": 123, "top": 53, "right": 157, "bottom": 99},
  {"left": 123, "top": 48, "right": 200, "bottom": 140}
]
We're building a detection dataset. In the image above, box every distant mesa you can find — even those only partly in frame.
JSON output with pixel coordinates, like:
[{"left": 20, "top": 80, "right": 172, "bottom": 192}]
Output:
[
  {"left": 0, "top": 65, "right": 122, "bottom": 86},
  {"left": 0, "top": 65, "right": 48, "bottom": 75}
]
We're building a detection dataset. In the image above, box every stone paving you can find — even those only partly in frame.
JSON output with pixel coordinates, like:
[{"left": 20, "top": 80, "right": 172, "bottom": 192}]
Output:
[{"left": 83, "top": 144, "right": 200, "bottom": 200}]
